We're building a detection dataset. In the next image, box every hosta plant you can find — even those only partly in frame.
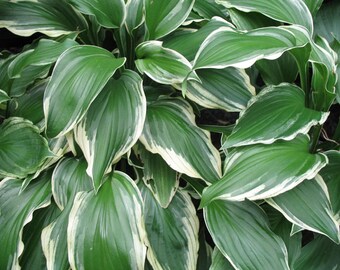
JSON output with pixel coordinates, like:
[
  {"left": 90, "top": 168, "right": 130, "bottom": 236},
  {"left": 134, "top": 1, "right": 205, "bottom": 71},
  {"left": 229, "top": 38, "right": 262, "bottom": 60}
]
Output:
[{"left": 0, "top": 0, "right": 340, "bottom": 269}]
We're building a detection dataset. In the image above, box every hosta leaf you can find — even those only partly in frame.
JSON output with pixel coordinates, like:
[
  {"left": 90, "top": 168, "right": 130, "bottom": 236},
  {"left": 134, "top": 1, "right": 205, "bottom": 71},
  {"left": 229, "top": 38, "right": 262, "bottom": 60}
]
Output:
[
  {"left": 176, "top": 67, "right": 255, "bottom": 112},
  {"left": 0, "top": 0, "right": 87, "bottom": 37},
  {"left": 69, "top": 0, "right": 125, "bottom": 28},
  {"left": 135, "top": 41, "right": 194, "bottom": 85},
  {"left": 265, "top": 206, "right": 302, "bottom": 267},
  {"left": 8, "top": 38, "right": 77, "bottom": 78},
  {"left": 204, "top": 200, "right": 289, "bottom": 270},
  {"left": 0, "top": 89, "right": 10, "bottom": 104},
  {"left": 256, "top": 52, "right": 299, "bottom": 85},
  {"left": 193, "top": 25, "right": 309, "bottom": 70},
  {"left": 197, "top": 228, "right": 213, "bottom": 270},
  {"left": 140, "top": 97, "right": 221, "bottom": 183},
  {"left": 68, "top": 171, "right": 146, "bottom": 270},
  {"left": 139, "top": 182, "right": 199, "bottom": 270},
  {"left": 314, "top": 1, "right": 340, "bottom": 43},
  {"left": 320, "top": 151, "right": 340, "bottom": 221},
  {"left": 42, "top": 158, "right": 93, "bottom": 270},
  {"left": 217, "top": 0, "right": 313, "bottom": 33},
  {"left": 303, "top": 0, "right": 324, "bottom": 16},
  {"left": 0, "top": 117, "right": 52, "bottom": 178},
  {"left": 20, "top": 202, "right": 61, "bottom": 270},
  {"left": 294, "top": 235, "right": 340, "bottom": 270},
  {"left": 163, "top": 17, "right": 234, "bottom": 62},
  {"left": 74, "top": 70, "right": 145, "bottom": 190},
  {"left": 223, "top": 84, "right": 328, "bottom": 148},
  {"left": 193, "top": 0, "right": 228, "bottom": 20},
  {"left": 210, "top": 247, "right": 234, "bottom": 270},
  {"left": 51, "top": 157, "right": 93, "bottom": 210},
  {"left": 0, "top": 173, "right": 52, "bottom": 269},
  {"left": 44, "top": 45, "right": 126, "bottom": 138},
  {"left": 201, "top": 135, "right": 327, "bottom": 205},
  {"left": 125, "top": 0, "right": 144, "bottom": 33},
  {"left": 9, "top": 80, "right": 47, "bottom": 124},
  {"left": 139, "top": 148, "right": 179, "bottom": 208},
  {"left": 268, "top": 176, "right": 339, "bottom": 243},
  {"left": 144, "top": 0, "right": 195, "bottom": 39}
]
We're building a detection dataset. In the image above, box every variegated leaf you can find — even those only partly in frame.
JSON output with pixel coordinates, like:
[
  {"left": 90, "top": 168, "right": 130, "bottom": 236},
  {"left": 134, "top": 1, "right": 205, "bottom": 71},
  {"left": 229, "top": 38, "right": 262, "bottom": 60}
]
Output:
[
  {"left": 175, "top": 67, "right": 255, "bottom": 112},
  {"left": 44, "top": 45, "right": 126, "bottom": 138},
  {"left": 0, "top": 0, "right": 87, "bottom": 37},
  {"left": 193, "top": 0, "right": 228, "bottom": 20},
  {"left": 223, "top": 83, "right": 328, "bottom": 148},
  {"left": 0, "top": 172, "right": 52, "bottom": 269},
  {"left": 209, "top": 247, "right": 234, "bottom": 270},
  {"left": 268, "top": 176, "right": 339, "bottom": 243},
  {"left": 193, "top": 25, "right": 309, "bottom": 70},
  {"left": 135, "top": 41, "right": 195, "bottom": 85},
  {"left": 125, "top": 0, "right": 144, "bottom": 33},
  {"left": 0, "top": 117, "right": 52, "bottom": 178},
  {"left": 140, "top": 97, "right": 221, "bottom": 183},
  {"left": 217, "top": 0, "right": 313, "bottom": 33},
  {"left": 139, "top": 182, "right": 199, "bottom": 270},
  {"left": 68, "top": 171, "right": 146, "bottom": 270},
  {"left": 42, "top": 157, "right": 93, "bottom": 270},
  {"left": 204, "top": 200, "right": 289, "bottom": 270},
  {"left": 201, "top": 135, "right": 327, "bottom": 206},
  {"left": 69, "top": 0, "right": 125, "bottom": 28},
  {"left": 0, "top": 89, "right": 10, "bottom": 104},
  {"left": 8, "top": 38, "right": 77, "bottom": 78},
  {"left": 74, "top": 70, "right": 146, "bottom": 191},
  {"left": 144, "top": 0, "right": 195, "bottom": 39},
  {"left": 139, "top": 147, "right": 179, "bottom": 208}
]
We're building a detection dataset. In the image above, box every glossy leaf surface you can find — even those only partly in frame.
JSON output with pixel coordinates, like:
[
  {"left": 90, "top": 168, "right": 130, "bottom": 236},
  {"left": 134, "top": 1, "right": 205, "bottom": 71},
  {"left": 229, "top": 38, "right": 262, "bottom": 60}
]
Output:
[
  {"left": 44, "top": 45, "right": 125, "bottom": 138},
  {"left": 204, "top": 200, "right": 289, "bottom": 270},
  {"left": 140, "top": 182, "right": 199, "bottom": 270},
  {"left": 74, "top": 70, "right": 146, "bottom": 190},
  {"left": 68, "top": 171, "right": 146, "bottom": 270},
  {"left": 223, "top": 84, "right": 328, "bottom": 148},
  {"left": 140, "top": 97, "right": 221, "bottom": 183},
  {"left": 201, "top": 135, "right": 327, "bottom": 205}
]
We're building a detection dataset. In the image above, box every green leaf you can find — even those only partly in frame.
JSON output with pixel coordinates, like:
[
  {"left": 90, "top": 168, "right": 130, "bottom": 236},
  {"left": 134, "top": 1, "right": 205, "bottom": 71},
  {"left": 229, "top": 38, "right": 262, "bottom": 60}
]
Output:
[
  {"left": 0, "top": 89, "right": 10, "bottom": 104},
  {"left": 268, "top": 176, "right": 339, "bottom": 243},
  {"left": 204, "top": 200, "right": 289, "bottom": 270},
  {"left": 256, "top": 52, "right": 299, "bottom": 85},
  {"left": 44, "top": 45, "right": 126, "bottom": 138},
  {"left": 135, "top": 41, "right": 194, "bottom": 85},
  {"left": 210, "top": 247, "right": 234, "bottom": 270},
  {"left": 193, "top": 25, "right": 309, "bottom": 70},
  {"left": 0, "top": 0, "right": 87, "bottom": 37},
  {"left": 320, "top": 150, "right": 340, "bottom": 221},
  {"left": 51, "top": 157, "right": 93, "bottom": 210},
  {"left": 303, "top": 0, "right": 324, "bottom": 16},
  {"left": 140, "top": 97, "right": 221, "bottom": 183},
  {"left": 163, "top": 17, "right": 234, "bottom": 62},
  {"left": 197, "top": 227, "right": 213, "bottom": 270},
  {"left": 42, "top": 157, "right": 93, "bottom": 270},
  {"left": 314, "top": 1, "right": 340, "bottom": 43},
  {"left": 176, "top": 67, "right": 255, "bottom": 112},
  {"left": 144, "top": 0, "right": 195, "bottom": 39},
  {"left": 217, "top": 0, "right": 313, "bottom": 33},
  {"left": 20, "top": 202, "right": 61, "bottom": 270},
  {"left": 68, "top": 171, "right": 146, "bottom": 270},
  {"left": 8, "top": 38, "right": 77, "bottom": 78},
  {"left": 264, "top": 206, "right": 302, "bottom": 268},
  {"left": 223, "top": 83, "right": 328, "bottom": 148},
  {"left": 201, "top": 135, "right": 327, "bottom": 206},
  {"left": 125, "top": 0, "right": 144, "bottom": 34},
  {"left": 139, "top": 182, "right": 199, "bottom": 270},
  {"left": 0, "top": 173, "right": 52, "bottom": 269},
  {"left": 0, "top": 117, "right": 52, "bottom": 178},
  {"left": 193, "top": 0, "right": 228, "bottom": 20},
  {"left": 69, "top": 0, "right": 125, "bottom": 28},
  {"left": 8, "top": 80, "right": 47, "bottom": 124},
  {"left": 74, "top": 70, "right": 146, "bottom": 191},
  {"left": 293, "top": 235, "right": 340, "bottom": 270},
  {"left": 139, "top": 148, "right": 179, "bottom": 208}
]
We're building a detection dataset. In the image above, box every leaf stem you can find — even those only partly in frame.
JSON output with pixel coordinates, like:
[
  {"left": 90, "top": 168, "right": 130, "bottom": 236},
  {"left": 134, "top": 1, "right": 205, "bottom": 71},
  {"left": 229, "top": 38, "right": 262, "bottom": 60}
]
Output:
[{"left": 309, "top": 124, "right": 323, "bottom": 153}]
